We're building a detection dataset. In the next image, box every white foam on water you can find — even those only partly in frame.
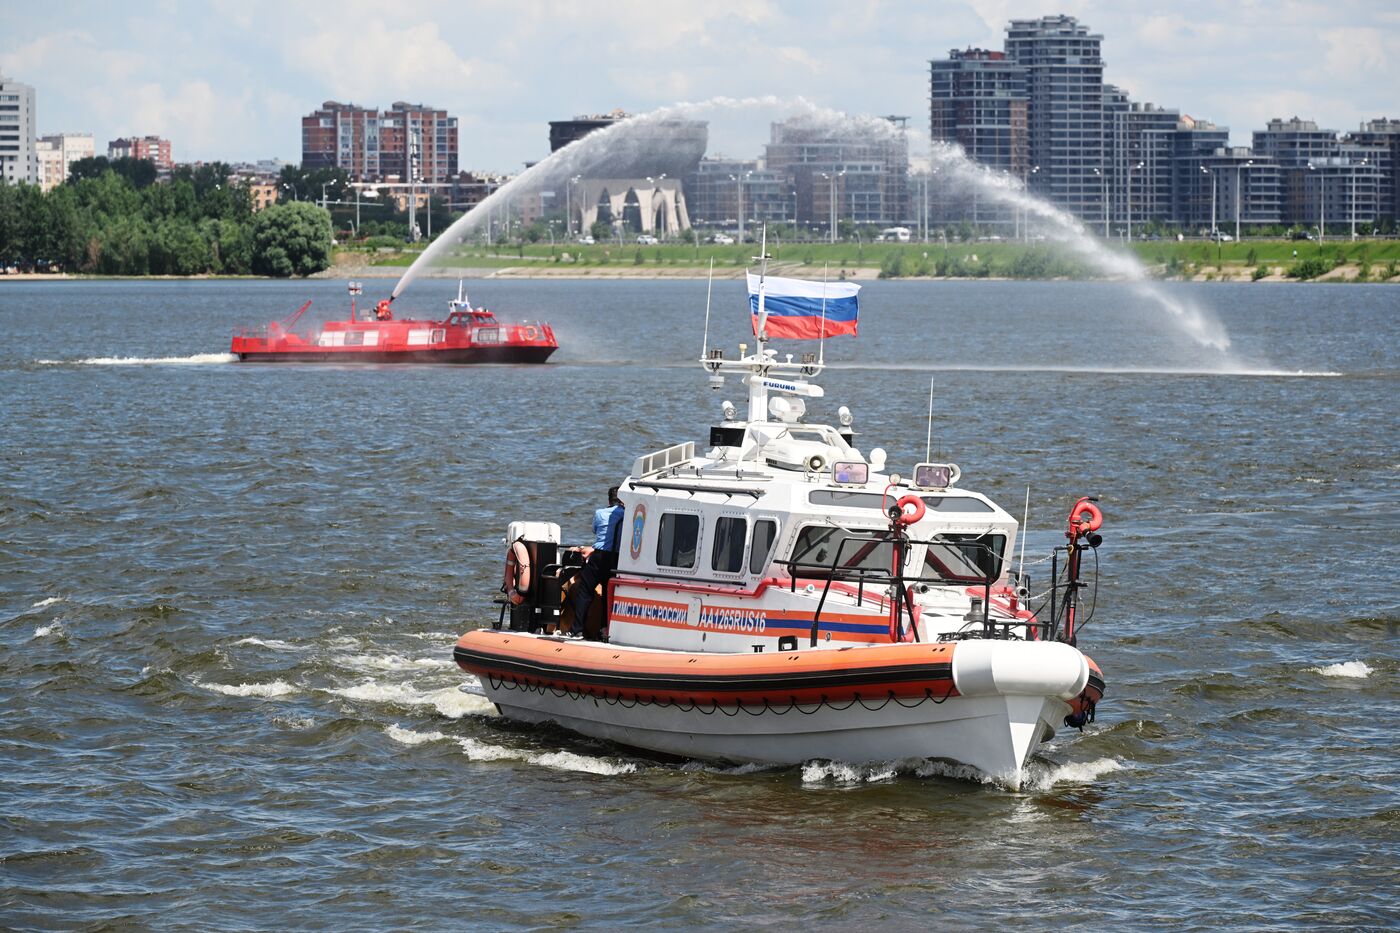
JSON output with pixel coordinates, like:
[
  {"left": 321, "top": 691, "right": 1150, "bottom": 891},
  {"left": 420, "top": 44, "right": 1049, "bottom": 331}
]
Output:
[
  {"left": 322, "top": 681, "right": 493, "bottom": 719},
  {"left": 385, "top": 724, "right": 638, "bottom": 775},
  {"left": 1312, "top": 660, "right": 1373, "bottom": 679},
  {"left": 37, "top": 353, "right": 238, "bottom": 366},
  {"left": 521, "top": 746, "right": 638, "bottom": 775},
  {"left": 233, "top": 637, "right": 300, "bottom": 651},
  {"left": 199, "top": 679, "right": 299, "bottom": 698},
  {"left": 32, "top": 623, "right": 61, "bottom": 639},
  {"left": 385, "top": 724, "right": 449, "bottom": 746},
  {"left": 31, "top": 597, "right": 63, "bottom": 608},
  {"left": 1023, "top": 757, "right": 1127, "bottom": 791},
  {"left": 333, "top": 652, "right": 455, "bottom": 672},
  {"left": 274, "top": 715, "right": 315, "bottom": 731},
  {"left": 801, "top": 760, "right": 901, "bottom": 785}
]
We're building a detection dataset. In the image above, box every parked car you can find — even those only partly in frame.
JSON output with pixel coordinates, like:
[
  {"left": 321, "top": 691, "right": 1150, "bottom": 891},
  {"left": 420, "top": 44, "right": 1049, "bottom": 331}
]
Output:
[
  {"left": 637, "top": 234, "right": 659, "bottom": 245},
  {"left": 710, "top": 233, "right": 735, "bottom": 245},
  {"left": 577, "top": 235, "right": 595, "bottom": 244}
]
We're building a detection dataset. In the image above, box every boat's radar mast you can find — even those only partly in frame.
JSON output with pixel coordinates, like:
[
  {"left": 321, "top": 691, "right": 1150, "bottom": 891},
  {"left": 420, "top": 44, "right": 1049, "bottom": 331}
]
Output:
[{"left": 700, "top": 225, "right": 825, "bottom": 423}]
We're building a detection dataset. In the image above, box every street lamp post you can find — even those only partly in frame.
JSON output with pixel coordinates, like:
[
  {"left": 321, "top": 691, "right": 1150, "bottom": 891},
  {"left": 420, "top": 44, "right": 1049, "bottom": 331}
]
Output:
[
  {"left": 1093, "top": 167, "right": 1108, "bottom": 237},
  {"left": 1200, "top": 165, "right": 1216, "bottom": 238},
  {"left": 1235, "top": 159, "right": 1253, "bottom": 243},
  {"left": 646, "top": 174, "right": 667, "bottom": 239},
  {"left": 566, "top": 174, "right": 581, "bottom": 238},
  {"left": 1308, "top": 162, "right": 1326, "bottom": 243},
  {"left": 1020, "top": 165, "right": 1039, "bottom": 242},
  {"left": 1351, "top": 158, "right": 1368, "bottom": 240},
  {"left": 820, "top": 170, "right": 845, "bottom": 243},
  {"left": 1127, "top": 162, "right": 1143, "bottom": 241}
]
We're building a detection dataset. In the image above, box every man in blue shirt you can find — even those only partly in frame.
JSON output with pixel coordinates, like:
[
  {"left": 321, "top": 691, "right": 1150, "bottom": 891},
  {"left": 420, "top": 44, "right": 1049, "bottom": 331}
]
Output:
[{"left": 570, "top": 486, "right": 623, "bottom": 639}]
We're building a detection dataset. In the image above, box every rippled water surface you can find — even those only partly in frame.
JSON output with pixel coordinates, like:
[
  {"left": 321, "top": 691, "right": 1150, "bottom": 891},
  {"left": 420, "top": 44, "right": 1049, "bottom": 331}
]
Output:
[{"left": 2, "top": 278, "right": 1397, "bottom": 930}]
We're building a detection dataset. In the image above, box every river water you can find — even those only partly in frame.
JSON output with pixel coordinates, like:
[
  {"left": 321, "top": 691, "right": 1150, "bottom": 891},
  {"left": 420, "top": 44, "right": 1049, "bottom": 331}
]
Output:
[{"left": 2, "top": 278, "right": 1396, "bottom": 930}]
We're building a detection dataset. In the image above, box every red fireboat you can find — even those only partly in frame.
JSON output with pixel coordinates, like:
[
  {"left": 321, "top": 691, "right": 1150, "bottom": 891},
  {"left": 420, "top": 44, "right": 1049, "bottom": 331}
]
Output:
[{"left": 231, "top": 282, "right": 558, "bottom": 364}]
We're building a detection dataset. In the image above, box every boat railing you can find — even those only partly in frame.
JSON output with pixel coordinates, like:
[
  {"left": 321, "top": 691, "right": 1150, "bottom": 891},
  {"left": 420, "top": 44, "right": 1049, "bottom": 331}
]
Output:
[{"left": 631, "top": 442, "right": 696, "bottom": 479}]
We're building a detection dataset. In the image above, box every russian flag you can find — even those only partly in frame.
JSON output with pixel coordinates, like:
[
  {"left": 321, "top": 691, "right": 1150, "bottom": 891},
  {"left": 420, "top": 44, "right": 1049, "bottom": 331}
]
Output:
[{"left": 748, "top": 273, "right": 860, "bottom": 339}]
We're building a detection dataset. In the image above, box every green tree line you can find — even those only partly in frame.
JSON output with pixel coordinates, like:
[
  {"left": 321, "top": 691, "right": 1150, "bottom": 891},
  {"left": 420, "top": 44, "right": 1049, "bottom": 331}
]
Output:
[{"left": 0, "top": 159, "right": 332, "bottom": 277}]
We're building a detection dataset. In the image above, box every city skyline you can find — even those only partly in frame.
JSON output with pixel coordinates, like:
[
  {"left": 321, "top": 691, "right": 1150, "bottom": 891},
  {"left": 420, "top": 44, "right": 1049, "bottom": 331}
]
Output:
[{"left": 3, "top": 0, "right": 1398, "bottom": 172}]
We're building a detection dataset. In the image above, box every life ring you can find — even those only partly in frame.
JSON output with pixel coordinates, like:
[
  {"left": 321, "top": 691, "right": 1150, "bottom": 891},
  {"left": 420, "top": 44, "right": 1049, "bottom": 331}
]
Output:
[
  {"left": 1068, "top": 499, "right": 1103, "bottom": 534},
  {"left": 504, "top": 540, "right": 531, "bottom": 605},
  {"left": 522, "top": 325, "right": 540, "bottom": 342},
  {"left": 894, "top": 495, "right": 926, "bottom": 526}
]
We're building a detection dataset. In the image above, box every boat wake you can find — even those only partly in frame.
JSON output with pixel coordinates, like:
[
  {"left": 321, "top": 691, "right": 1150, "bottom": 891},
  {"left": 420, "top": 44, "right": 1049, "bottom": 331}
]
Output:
[
  {"left": 37, "top": 352, "right": 238, "bottom": 366},
  {"left": 384, "top": 724, "right": 639, "bottom": 775},
  {"left": 321, "top": 680, "right": 492, "bottom": 719},
  {"left": 800, "top": 755, "right": 1127, "bottom": 790},
  {"left": 824, "top": 362, "right": 1344, "bottom": 378}
]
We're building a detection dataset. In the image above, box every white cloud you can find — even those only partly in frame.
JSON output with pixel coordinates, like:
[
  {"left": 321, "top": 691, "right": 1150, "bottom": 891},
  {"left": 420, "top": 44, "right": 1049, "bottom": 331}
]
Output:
[{"left": 1322, "top": 27, "right": 1393, "bottom": 78}]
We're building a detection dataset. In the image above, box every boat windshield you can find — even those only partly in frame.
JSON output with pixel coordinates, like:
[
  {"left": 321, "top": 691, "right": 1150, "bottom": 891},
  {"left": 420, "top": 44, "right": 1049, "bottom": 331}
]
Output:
[
  {"left": 923, "top": 533, "right": 1007, "bottom": 583},
  {"left": 788, "top": 525, "right": 901, "bottom": 576}
]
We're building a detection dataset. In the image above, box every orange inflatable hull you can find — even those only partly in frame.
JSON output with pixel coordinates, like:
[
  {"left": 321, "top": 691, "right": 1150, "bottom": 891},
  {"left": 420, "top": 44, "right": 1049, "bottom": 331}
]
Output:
[{"left": 454, "top": 629, "right": 959, "bottom": 708}]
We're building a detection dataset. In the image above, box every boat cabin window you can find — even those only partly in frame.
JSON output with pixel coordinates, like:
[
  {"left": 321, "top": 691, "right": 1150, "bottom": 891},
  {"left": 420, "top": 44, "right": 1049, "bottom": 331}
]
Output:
[
  {"left": 808, "top": 490, "right": 995, "bottom": 513},
  {"left": 344, "top": 331, "right": 366, "bottom": 346},
  {"left": 656, "top": 513, "right": 700, "bottom": 569},
  {"left": 789, "top": 525, "right": 899, "bottom": 575},
  {"left": 711, "top": 517, "right": 746, "bottom": 574},
  {"left": 750, "top": 519, "right": 778, "bottom": 575},
  {"left": 924, "top": 533, "right": 1007, "bottom": 583}
]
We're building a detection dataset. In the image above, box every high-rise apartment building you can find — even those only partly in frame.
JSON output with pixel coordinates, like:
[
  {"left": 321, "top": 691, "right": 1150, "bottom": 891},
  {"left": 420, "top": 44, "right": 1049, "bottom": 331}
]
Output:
[
  {"left": 764, "top": 116, "right": 909, "bottom": 231},
  {"left": 108, "top": 136, "right": 173, "bottom": 170},
  {"left": 1005, "top": 15, "right": 1106, "bottom": 226},
  {"left": 1170, "top": 116, "right": 1230, "bottom": 228},
  {"left": 929, "top": 49, "right": 1028, "bottom": 174},
  {"left": 0, "top": 72, "right": 38, "bottom": 185},
  {"left": 1254, "top": 117, "right": 1382, "bottom": 228},
  {"left": 929, "top": 48, "right": 1028, "bottom": 229},
  {"left": 685, "top": 158, "right": 758, "bottom": 230},
  {"left": 1119, "top": 102, "right": 1182, "bottom": 227},
  {"left": 37, "top": 132, "right": 94, "bottom": 190},
  {"left": 1345, "top": 119, "right": 1400, "bottom": 222},
  {"left": 302, "top": 101, "right": 458, "bottom": 183}
]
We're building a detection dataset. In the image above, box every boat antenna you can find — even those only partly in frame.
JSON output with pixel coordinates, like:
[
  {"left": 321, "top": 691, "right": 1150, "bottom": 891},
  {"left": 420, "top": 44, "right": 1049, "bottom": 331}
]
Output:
[
  {"left": 701, "top": 257, "right": 714, "bottom": 359},
  {"left": 1019, "top": 484, "right": 1030, "bottom": 582},
  {"left": 925, "top": 376, "right": 935, "bottom": 461},
  {"left": 819, "top": 262, "right": 829, "bottom": 366}
]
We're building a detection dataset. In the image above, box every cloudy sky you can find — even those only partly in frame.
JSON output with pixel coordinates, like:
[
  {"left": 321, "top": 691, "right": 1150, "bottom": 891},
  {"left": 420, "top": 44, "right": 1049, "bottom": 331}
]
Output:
[{"left": 3, "top": 0, "right": 1397, "bottom": 171}]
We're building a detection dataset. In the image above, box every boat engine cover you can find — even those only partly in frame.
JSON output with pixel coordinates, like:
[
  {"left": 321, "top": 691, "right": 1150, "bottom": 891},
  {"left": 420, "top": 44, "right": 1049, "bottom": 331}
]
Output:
[{"left": 951, "top": 640, "right": 1089, "bottom": 700}]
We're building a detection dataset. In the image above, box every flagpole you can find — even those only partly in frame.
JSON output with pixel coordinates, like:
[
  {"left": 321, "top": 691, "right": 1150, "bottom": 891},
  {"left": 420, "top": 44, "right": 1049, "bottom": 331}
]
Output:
[
  {"left": 701, "top": 258, "right": 715, "bottom": 359},
  {"left": 755, "top": 224, "right": 770, "bottom": 345}
]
